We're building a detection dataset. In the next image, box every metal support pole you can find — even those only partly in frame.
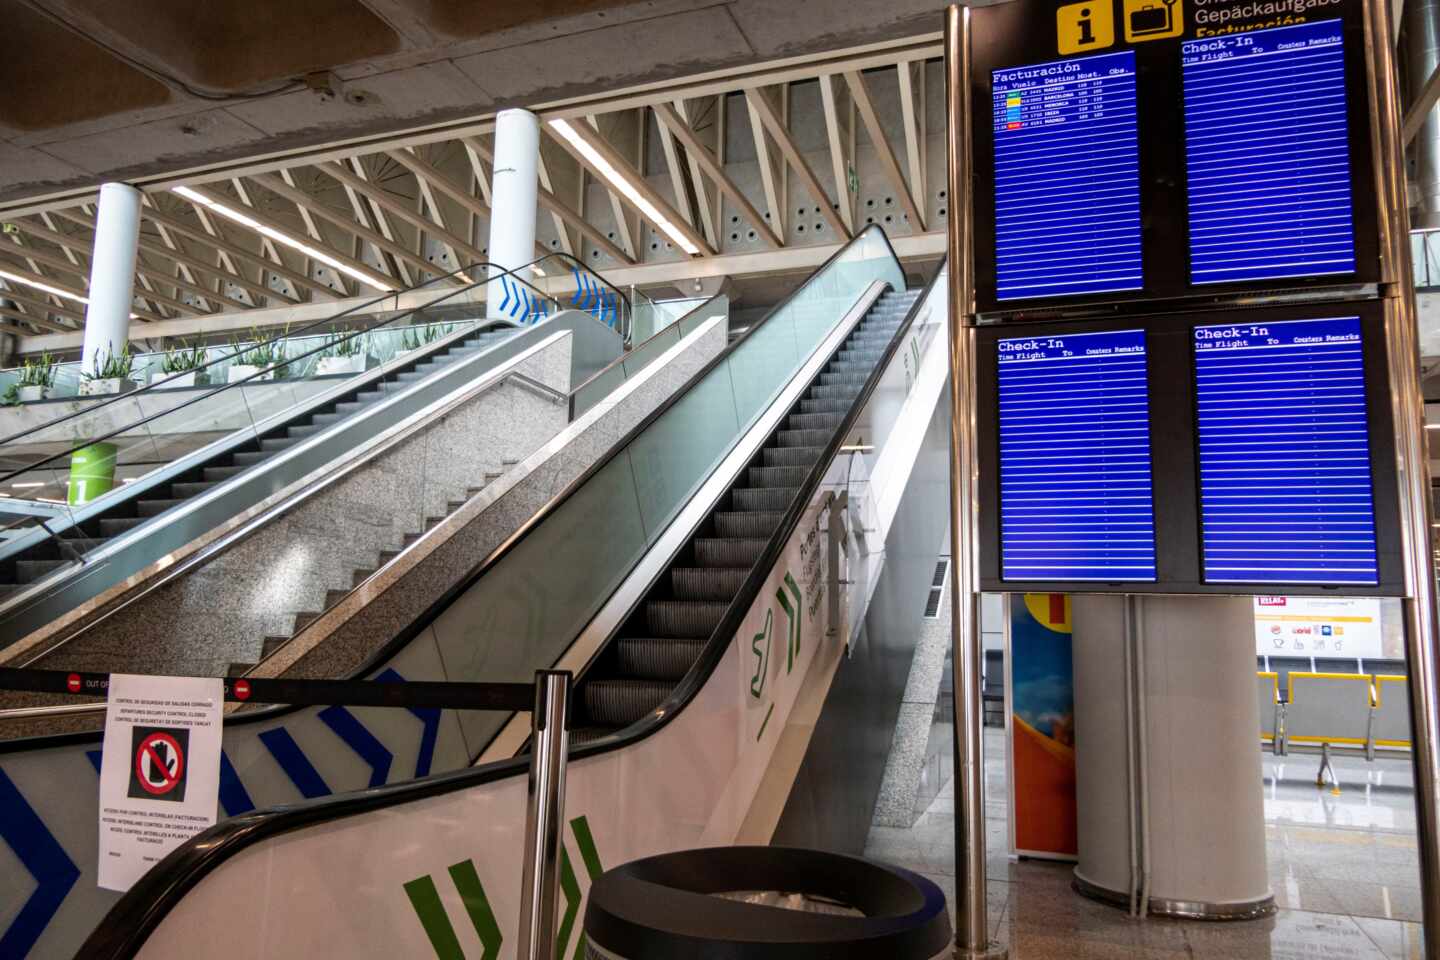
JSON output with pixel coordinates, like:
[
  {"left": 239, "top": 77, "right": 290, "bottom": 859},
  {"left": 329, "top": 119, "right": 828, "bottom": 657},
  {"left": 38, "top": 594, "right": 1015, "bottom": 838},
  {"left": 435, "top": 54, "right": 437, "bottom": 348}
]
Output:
[
  {"left": 1364, "top": 0, "right": 1440, "bottom": 953},
  {"left": 945, "top": 6, "right": 1005, "bottom": 958},
  {"left": 517, "top": 670, "right": 572, "bottom": 960}
]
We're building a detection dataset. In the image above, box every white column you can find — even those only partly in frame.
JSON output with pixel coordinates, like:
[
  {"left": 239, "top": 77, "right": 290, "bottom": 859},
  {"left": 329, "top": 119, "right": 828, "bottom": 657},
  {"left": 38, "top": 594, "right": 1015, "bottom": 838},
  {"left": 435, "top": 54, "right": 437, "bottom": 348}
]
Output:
[
  {"left": 1072, "top": 594, "right": 1271, "bottom": 917},
  {"left": 486, "top": 109, "right": 541, "bottom": 320},
  {"left": 81, "top": 182, "right": 142, "bottom": 374}
]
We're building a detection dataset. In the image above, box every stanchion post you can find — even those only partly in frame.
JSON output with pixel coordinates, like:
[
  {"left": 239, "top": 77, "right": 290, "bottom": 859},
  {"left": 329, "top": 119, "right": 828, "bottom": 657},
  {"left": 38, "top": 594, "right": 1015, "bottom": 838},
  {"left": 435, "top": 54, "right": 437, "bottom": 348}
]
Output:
[
  {"left": 945, "top": 6, "right": 1005, "bottom": 958},
  {"left": 1363, "top": 0, "right": 1440, "bottom": 954},
  {"left": 517, "top": 670, "right": 572, "bottom": 960}
]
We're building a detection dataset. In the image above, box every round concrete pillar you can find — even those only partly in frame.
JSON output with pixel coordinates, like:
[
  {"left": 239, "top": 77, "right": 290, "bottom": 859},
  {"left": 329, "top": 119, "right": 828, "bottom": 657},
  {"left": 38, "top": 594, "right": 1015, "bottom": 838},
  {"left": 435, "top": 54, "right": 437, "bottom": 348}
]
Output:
[
  {"left": 81, "top": 182, "right": 142, "bottom": 375},
  {"left": 486, "top": 108, "right": 540, "bottom": 319},
  {"left": 1072, "top": 593, "right": 1273, "bottom": 918}
]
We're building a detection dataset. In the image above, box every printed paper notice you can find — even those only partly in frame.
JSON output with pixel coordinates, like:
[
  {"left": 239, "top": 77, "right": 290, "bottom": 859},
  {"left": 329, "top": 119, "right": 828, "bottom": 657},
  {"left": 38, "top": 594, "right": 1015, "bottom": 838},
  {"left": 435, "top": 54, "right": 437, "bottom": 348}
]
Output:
[{"left": 98, "top": 674, "right": 223, "bottom": 891}]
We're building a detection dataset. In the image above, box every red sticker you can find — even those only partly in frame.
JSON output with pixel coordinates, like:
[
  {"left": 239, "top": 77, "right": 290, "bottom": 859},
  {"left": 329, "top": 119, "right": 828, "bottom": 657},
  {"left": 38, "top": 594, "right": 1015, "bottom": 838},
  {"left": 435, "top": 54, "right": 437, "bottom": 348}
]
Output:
[
  {"left": 66, "top": 673, "right": 81, "bottom": 694},
  {"left": 234, "top": 679, "right": 251, "bottom": 701}
]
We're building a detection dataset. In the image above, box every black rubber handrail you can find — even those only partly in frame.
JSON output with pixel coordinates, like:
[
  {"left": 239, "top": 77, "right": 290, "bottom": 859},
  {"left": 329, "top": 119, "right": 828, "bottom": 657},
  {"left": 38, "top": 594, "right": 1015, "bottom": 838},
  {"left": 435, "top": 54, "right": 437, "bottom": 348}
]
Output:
[{"left": 72, "top": 230, "right": 926, "bottom": 960}]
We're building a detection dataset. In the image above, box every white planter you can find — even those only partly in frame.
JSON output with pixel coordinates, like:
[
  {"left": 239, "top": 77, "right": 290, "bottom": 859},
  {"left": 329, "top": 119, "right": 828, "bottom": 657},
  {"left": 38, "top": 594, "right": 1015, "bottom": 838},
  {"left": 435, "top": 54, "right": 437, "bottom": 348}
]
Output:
[
  {"left": 153, "top": 371, "right": 198, "bottom": 389},
  {"left": 316, "top": 355, "right": 367, "bottom": 376},
  {"left": 227, "top": 364, "right": 273, "bottom": 384},
  {"left": 79, "top": 377, "right": 136, "bottom": 397},
  {"left": 17, "top": 385, "right": 52, "bottom": 402}
]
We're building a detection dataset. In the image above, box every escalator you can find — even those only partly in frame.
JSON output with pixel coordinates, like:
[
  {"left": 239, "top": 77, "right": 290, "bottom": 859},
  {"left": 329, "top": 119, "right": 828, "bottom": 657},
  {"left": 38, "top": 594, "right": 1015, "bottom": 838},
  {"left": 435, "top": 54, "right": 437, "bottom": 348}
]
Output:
[
  {"left": 0, "top": 258, "right": 629, "bottom": 656},
  {"left": 575, "top": 288, "right": 916, "bottom": 737},
  {"left": 0, "top": 226, "right": 952, "bottom": 959}
]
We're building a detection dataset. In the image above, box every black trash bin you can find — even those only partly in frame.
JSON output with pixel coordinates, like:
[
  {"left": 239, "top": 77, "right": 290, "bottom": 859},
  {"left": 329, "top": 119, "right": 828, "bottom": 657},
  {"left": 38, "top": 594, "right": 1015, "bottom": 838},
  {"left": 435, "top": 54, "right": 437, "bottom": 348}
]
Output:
[{"left": 582, "top": 846, "right": 951, "bottom": 959}]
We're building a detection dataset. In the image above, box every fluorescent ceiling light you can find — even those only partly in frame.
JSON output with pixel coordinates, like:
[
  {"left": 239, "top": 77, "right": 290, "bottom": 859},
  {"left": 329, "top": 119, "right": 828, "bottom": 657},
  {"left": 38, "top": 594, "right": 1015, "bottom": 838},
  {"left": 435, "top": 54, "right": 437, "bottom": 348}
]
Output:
[
  {"left": 0, "top": 268, "right": 88, "bottom": 306},
  {"left": 12, "top": 482, "right": 44, "bottom": 489},
  {"left": 172, "top": 186, "right": 398, "bottom": 292},
  {"left": 548, "top": 119, "right": 700, "bottom": 256}
]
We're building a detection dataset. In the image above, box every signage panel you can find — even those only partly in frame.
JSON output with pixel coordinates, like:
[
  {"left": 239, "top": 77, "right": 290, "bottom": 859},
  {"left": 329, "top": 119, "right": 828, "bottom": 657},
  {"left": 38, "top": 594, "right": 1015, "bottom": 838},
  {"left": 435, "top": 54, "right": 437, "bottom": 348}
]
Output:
[
  {"left": 997, "top": 329, "right": 1157, "bottom": 582},
  {"left": 991, "top": 51, "right": 1144, "bottom": 301},
  {"left": 1182, "top": 21, "right": 1356, "bottom": 286},
  {"left": 1193, "top": 316, "right": 1379, "bottom": 585}
]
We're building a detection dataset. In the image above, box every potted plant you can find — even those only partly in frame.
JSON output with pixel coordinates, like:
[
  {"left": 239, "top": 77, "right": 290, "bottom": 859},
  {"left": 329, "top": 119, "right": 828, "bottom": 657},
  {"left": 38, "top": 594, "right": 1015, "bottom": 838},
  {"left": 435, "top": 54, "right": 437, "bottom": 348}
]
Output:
[
  {"left": 227, "top": 328, "right": 288, "bottom": 383},
  {"left": 154, "top": 340, "right": 207, "bottom": 389},
  {"left": 15, "top": 352, "right": 57, "bottom": 402},
  {"left": 315, "top": 327, "right": 368, "bottom": 376},
  {"left": 393, "top": 324, "right": 424, "bottom": 361},
  {"left": 80, "top": 343, "right": 136, "bottom": 396}
]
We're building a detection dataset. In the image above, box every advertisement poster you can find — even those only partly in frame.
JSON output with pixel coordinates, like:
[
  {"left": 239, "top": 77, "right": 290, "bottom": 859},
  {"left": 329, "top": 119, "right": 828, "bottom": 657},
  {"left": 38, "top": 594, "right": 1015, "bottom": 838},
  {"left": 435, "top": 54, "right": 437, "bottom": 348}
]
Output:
[
  {"left": 1253, "top": 596, "right": 1389, "bottom": 661},
  {"left": 98, "top": 674, "right": 223, "bottom": 891},
  {"left": 1008, "top": 593, "right": 1077, "bottom": 860}
]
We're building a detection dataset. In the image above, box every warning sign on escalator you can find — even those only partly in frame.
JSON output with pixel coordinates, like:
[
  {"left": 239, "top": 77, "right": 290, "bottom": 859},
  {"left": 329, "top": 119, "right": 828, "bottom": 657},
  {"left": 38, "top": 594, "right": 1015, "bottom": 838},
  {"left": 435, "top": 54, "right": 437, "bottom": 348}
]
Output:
[{"left": 98, "top": 674, "right": 222, "bottom": 891}]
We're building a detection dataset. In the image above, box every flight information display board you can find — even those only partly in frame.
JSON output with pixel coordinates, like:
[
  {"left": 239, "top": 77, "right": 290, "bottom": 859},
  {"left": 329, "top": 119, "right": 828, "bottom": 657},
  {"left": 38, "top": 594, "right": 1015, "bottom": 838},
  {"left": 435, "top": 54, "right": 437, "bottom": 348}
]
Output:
[
  {"left": 991, "top": 51, "right": 1143, "bottom": 301},
  {"left": 1182, "top": 21, "right": 1357, "bottom": 286},
  {"left": 1193, "top": 317, "right": 1379, "bottom": 585},
  {"left": 996, "top": 328, "right": 1157, "bottom": 581},
  {"left": 968, "top": 0, "right": 1380, "bottom": 313},
  {"left": 975, "top": 304, "right": 1402, "bottom": 596}
]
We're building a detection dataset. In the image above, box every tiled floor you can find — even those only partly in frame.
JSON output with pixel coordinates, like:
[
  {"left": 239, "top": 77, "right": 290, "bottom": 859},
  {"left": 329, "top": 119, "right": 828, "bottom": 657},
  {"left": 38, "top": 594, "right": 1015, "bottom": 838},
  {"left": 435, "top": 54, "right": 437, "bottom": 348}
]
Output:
[{"left": 865, "top": 712, "right": 1426, "bottom": 958}]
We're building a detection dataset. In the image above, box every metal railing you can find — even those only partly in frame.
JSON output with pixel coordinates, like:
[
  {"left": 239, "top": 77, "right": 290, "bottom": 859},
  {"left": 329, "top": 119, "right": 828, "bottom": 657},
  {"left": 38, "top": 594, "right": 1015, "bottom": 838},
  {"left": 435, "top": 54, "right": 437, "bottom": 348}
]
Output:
[{"left": 0, "top": 665, "right": 574, "bottom": 960}]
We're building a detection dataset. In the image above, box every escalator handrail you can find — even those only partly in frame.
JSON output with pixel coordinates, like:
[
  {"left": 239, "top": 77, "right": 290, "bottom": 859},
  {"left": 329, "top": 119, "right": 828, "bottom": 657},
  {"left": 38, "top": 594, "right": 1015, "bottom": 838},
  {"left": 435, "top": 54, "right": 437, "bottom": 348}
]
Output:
[
  {"left": 0, "top": 250, "right": 614, "bottom": 455},
  {"left": 74, "top": 229, "right": 921, "bottom": 960},
  {"left": 0, "top": 256, "right": 578, "bottom": 490},
  {"left": 3, "top": 227, "right": 894, "bottom": 751}
]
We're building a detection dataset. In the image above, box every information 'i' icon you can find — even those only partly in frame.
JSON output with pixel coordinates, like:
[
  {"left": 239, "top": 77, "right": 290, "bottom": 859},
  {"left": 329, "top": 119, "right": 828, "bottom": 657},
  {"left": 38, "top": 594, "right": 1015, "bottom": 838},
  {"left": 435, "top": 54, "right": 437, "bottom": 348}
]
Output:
[{"left": 1057, "top": 0, "right": 1115, "bottom": 54}]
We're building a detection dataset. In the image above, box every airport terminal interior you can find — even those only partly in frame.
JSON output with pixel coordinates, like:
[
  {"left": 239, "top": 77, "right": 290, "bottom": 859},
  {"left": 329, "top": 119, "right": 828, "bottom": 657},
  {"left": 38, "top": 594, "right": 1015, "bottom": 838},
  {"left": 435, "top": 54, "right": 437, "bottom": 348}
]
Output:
[{"left": 3, "top": 0, "right": 1440, "bottom": 958}]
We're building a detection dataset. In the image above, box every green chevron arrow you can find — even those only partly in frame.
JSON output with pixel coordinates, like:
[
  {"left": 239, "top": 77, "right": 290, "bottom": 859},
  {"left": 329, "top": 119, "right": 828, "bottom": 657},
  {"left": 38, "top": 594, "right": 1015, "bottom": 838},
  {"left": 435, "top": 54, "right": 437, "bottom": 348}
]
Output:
[
  {"left": 403, "top": 859, "right": 502, "bottom": 960},
  {"left": 554, "top": 850, "right": 581, "bottom": 960},
  {"left": 778, "top": 572, "right": 802, "bottom": 674}
]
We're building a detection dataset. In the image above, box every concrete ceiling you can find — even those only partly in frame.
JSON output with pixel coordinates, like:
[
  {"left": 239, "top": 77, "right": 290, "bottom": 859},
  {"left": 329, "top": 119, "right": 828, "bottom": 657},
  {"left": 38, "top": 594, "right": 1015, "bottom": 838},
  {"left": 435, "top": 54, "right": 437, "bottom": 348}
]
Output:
[{"left": 1, "top": 0, "right": 957, "bottom": 207}]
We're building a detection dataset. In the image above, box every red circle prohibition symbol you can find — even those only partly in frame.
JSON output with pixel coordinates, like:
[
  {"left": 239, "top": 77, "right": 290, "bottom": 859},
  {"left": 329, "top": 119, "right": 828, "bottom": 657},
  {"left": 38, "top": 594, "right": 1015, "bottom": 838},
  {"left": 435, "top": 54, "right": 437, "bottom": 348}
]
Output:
[
  {"left": 66, "top": 674, "right": 81, "bottom": 694},
  {"left": 234, "top": 679, "right": 251, "bottom": 701},
  {"left": 134, "top": 732, "right": 185, "bottom": 795}
]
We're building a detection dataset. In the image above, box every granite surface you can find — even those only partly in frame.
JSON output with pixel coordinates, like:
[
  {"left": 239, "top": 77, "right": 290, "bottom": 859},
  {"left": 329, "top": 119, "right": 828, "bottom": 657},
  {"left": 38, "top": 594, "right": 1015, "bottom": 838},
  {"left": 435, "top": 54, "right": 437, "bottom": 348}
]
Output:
[
  {"left": 24, "top": 333, "right": 575, "bottom": 678},
  {"left": 260, "top": 314, "right": 728, "bottom": 692}
]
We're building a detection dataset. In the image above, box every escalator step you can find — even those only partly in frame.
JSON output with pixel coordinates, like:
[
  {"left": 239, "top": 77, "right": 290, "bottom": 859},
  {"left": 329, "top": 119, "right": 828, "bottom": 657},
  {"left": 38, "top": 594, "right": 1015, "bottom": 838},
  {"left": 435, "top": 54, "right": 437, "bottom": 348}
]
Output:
[
  {"left": 325, "top": 588, "right": 349, "bottom": 608},
  {"left": 334, "top": 401, "right": 365, "bottom": 416},
  {"left": 763, "top": 446, "right": 822, "bottom": 468},
  {"left": 583, "top": 679, "right": 672, "bottom": 727},
  {"left": 99, "top": 517, "right": 147, "bottom": 537},
  {"left": 231, "top": 450, "right": 270, "bottom": 467},
  {"left": 288, "top": 423, "right": 321, "bottom": 439},
  {"left": 137, "top": 498, "right": 184, "bottom": 517},
  {"left": 352, "top": 567, "right": 375, "bottom": 588},
  {"left": 810, "top": 383, "right": 859, "bottom": 401},
  {"left": 312, "top": 412, "right": 342, "bottom": 427},
  {"left": 16, "top": 559, "right": 68, "bottom": 584},
  {"left": 614, "top": 637, "right": 707, "bottom": 681},
  {"left": 694, "top": 538, "right": 768, "bottom": 567},
  {"left": 261, "top": 636, "right": 289, "bottom": 658},
  {"left": 260, "top": 436, "right": 301, "bottom": 453},
  {"left": 568, "top": 726, "right": 619, "bottom": 745},
  {"left": 785, "top": 411, "right": 843, "bottom": 432},
  {"left": 169, "top": 481, "right": 217, "bottom": 499},
  {"left": 646, "top": 600, "right": 729, "bottom": 638},
  {"left": 827, "top": 361, "right": 872, "bottom": 375},
  {"left": 203, "top": 465, "right": 245, "bottom": 482},
  {"left": 292, "top": 610, "right": 323, "bottom": 633},
  {"left": 820, "top": 371, "right": 869, "bottom": 387},
  {"left": 778, "top": 428, "right": 832, "bottom": 448},
  {"left": 731, "top": 487, "right": 797, "bottom": 512},
  {"left": 672, "top": 567, "right": 748, "bottom": 600},
  {"left": 838, "top": 350, "right": 883, "bottom": 364},
  {"left": 799, "top": 398, "right": 851, "bottom": 415},
  {"left": 749, "top": 465, "right": 808, "bottom": 488},
  {"left": 226, "top": 662, "right": 255, "bottom": 678},
  {"left": 715, "top": 510, "right": 783, "bottom": 538}
]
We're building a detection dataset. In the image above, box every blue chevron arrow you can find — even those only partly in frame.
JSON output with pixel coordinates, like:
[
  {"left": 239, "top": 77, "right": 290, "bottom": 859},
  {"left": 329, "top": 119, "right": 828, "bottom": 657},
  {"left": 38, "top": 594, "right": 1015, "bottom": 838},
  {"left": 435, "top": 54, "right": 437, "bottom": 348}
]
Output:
[
  {"left": 579, "top": 273, "right": 596, "bottom": 312},
  {"left": 319, "top": 706, "right": 393, "bottom": 788},
  {"left": 376, "top": 669, "right": 441, "bottom": 777},
  {"left": 571, "top": 267, "right": 584, "bottom": 307},
  {"left": 0, "top": 767, "right": 81, "bottom": 958},
  {"left": 519, "top": 286, "right": 532, "bottom": 321},
  {"left": 498, "top": 275, "right": 513, "bottom": 314},
  {"left": 258, "top": 728, "right": 331, "bottom": 799}
]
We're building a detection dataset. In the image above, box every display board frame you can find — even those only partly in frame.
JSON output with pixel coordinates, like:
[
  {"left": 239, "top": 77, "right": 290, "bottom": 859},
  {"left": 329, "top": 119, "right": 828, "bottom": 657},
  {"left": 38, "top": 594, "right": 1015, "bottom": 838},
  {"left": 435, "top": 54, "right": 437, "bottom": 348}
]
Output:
[
  {"left": 969, "top": 0, "right": 1382, "bottom": 319},
  {"left": 975, "top": 300, "right": 1405, "bottom": 596}
]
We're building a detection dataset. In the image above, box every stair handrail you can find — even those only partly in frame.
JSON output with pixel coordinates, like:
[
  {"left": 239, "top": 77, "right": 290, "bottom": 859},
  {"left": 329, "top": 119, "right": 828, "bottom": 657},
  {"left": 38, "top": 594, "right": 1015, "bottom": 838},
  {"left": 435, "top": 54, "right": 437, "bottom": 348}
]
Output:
[
  {"left": 0, "top": 252, "right": 622, "bottom": 451},
  {"left": 0, "top": 255, "right": 596, "bottom": 491}
]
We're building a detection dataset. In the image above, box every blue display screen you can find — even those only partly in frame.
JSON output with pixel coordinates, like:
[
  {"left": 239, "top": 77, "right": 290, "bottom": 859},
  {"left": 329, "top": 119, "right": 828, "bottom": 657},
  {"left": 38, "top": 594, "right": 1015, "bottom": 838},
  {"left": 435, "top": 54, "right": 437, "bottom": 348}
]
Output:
[
  {"left": 998, "top": 329, "right": 1157, "bottom": 581},
  {"left": 992, "top": 50, "right": 1143, "bottom": 301},
  {"left": 1194, "top": 317, "right": 1379, "bottom": 585},
  {"left": 1182, "top": 21, "right": 1357, "bottom": 285}
]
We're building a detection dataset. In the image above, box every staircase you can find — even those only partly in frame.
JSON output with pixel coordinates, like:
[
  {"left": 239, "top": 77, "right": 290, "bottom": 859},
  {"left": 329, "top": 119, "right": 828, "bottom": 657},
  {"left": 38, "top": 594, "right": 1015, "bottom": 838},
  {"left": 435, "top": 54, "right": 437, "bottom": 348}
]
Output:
[
  {"left": 0, "top": 326, "right": 518, "bottom": 603},
  {"left": 571, "top": 287, "right": 919, "bottom": 740}
]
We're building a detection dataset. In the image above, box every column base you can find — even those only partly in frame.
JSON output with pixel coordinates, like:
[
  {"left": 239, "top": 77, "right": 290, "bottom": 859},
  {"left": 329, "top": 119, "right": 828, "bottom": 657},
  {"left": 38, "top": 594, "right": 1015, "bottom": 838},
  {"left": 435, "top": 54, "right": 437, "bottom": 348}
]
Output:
[
  {"left": 952, "top": 941, "right": 1008, "bottom": 959},
  {"left": 1072, "top": 871, "right": 1276, "bottom": 921}
]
